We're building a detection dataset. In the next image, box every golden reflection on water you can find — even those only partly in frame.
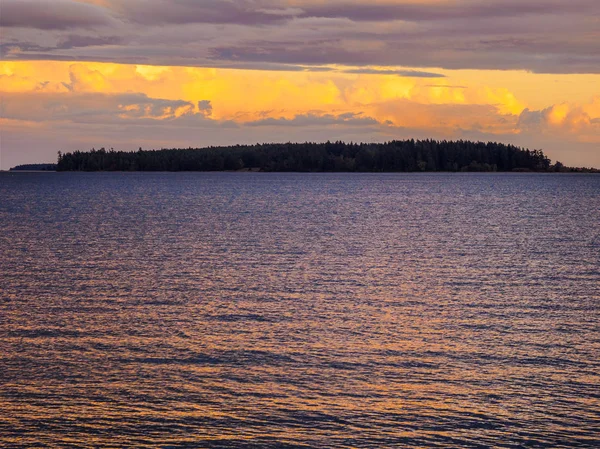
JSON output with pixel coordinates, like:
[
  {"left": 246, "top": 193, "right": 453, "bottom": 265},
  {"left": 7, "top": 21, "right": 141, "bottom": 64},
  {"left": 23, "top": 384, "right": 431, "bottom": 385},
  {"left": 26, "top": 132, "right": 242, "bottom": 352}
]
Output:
[{"left": 1, "top": 172, "right": 599, "bottom": 448}]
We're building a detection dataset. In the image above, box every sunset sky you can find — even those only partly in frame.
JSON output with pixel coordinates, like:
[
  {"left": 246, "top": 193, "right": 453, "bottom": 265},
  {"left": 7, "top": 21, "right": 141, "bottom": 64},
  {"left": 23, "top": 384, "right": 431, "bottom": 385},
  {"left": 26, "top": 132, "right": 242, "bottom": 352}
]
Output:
[{"left": 1, "top": 0, "right": 599, "bottom": 169}]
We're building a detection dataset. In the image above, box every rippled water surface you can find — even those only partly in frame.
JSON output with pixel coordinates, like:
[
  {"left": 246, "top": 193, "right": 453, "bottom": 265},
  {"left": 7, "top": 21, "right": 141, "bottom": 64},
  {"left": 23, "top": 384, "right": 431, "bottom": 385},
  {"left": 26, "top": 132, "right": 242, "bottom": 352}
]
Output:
[{"left": 1, "top": 172, "right": 599, "bottom": 448}]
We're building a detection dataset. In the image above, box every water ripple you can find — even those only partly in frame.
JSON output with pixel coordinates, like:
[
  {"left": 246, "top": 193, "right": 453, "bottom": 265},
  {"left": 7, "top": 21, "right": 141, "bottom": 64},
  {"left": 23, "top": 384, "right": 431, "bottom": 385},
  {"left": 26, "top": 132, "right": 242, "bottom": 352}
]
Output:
[{"left": 1, "top": 172, "right": 599, "bottom": 448}]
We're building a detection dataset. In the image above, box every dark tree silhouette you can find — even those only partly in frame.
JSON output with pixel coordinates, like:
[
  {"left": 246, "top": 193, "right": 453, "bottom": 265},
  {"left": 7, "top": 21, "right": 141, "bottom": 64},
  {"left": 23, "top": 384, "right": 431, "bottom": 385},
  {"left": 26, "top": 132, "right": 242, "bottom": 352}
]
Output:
[
  {"left": 55, "top": 141, "right": 596, "bottom": 173},
  {"left": 10, "top": 163, "right": 57, "bottom": 171}
]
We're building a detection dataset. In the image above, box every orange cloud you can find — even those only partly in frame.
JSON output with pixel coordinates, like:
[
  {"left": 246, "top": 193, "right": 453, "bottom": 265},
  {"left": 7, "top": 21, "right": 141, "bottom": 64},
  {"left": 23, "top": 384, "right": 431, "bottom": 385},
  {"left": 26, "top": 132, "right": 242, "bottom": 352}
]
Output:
[
  {"left": 518, "top": 98, "right": 600, "bottom": 144},
  {"left": 1, "top": 60, "right": 599, "bottom": 168}
]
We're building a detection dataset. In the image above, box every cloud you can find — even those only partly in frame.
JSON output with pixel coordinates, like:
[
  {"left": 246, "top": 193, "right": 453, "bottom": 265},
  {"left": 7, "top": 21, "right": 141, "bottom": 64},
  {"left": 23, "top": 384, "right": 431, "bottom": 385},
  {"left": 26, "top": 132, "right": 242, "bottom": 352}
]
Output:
[
  {"left": 425, "top": 84, "right": 467, "bottom": 89},
  {"left": 248, "top": 112, "right": 379, "bottom": 127},
  {"left": 343, "top": 68, "right": 445, "bottom": 78},
  {"left": 0, "top": 60, "right": 578, "bottom": 132},
  {"left": 57, "top": 35, "right": 125, "bottom": 50},
  {"left": 298, "top": 0, "right": 598, "bottom": 22},
  {"left": 518, "top": 99, "right": 600, "bottom": 140},
  {"left": 1, "top": 0, "right": 114, "bottom": 30},
  {"left": 371, "top": 99, "right": 518, "bottom": 135},
  {"left": 1, "top": 0, "right": 599, "bottom": 73},
  {"left": 103, "top": 0, "right": 302, "bottom": 26},
  {"left": 198, "top": 100, "right": 213, "bottom": 117},
  {"left": 1, "top": 60, "right": 599, "bottom": 170},
  {"left": 0, "top": 91, "right": 201, "bottom": 123}
]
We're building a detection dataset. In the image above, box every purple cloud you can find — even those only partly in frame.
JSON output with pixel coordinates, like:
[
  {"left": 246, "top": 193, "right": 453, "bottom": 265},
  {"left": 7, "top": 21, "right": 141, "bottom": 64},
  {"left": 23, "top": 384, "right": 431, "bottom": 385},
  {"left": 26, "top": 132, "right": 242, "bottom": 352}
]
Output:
[
  {"left": 1, "top": 0, "right": 599, "bottom": 73},
  {"left": 343, "top": 68, "right": 445, "bottom": 78},
  {"left": 248, "top": 112, "right": 379, "bottom": 127},
  {"left": 1, "top": 0, "right": 113, "bottom": 30}
]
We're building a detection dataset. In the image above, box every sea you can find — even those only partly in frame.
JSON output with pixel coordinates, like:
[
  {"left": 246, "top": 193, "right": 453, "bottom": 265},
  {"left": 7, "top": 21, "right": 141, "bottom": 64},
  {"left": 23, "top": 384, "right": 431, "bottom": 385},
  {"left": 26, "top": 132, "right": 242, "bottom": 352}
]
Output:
[{"left": 1, "top": 172, "right": 599, "bottom": 448}]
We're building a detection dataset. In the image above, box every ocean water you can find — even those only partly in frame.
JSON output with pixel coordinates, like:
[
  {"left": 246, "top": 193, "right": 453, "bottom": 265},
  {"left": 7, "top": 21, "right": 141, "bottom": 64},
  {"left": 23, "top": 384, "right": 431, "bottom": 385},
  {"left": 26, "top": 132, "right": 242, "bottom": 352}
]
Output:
[{"left": 0, "top": 172, "right": 599, "bottom": 448}]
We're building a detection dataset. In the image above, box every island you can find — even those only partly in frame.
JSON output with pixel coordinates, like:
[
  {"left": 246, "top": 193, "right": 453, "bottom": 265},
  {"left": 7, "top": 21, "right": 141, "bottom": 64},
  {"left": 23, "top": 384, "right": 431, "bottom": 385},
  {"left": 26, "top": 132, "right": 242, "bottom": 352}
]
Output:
[
  {"left": 53, "top": 140, "right": 597, "bottom": 172},
  {"left": 10, "top": 163, "right": 58, "bottom": 171}
]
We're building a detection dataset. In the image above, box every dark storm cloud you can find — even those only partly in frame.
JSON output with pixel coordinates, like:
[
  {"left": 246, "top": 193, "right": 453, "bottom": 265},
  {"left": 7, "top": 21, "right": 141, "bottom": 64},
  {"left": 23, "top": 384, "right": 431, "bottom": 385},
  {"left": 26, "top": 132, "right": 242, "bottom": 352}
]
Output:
[
  {"left": 1, "top": 0, "right": 113, "bottom": 30},
  {"left": 2, "top": 0, "right": 599, "bottom": 73}
]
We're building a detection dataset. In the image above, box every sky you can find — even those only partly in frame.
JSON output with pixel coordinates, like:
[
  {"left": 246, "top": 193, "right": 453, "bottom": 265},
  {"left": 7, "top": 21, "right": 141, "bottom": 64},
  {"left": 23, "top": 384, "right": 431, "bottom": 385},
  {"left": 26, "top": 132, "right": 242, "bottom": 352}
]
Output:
[{"left": 1, "top": 0, "right": 599, "bottom": 169}]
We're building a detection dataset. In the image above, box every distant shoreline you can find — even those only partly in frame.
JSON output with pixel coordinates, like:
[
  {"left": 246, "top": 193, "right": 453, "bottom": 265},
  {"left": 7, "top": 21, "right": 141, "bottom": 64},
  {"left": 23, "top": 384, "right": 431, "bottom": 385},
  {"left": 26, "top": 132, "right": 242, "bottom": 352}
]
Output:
[
  {"left": 13, "top": 140, "right": 600, "bottom": 173},
  {"left": 5, "top": 170, "right": 58, "bottom": 173},
  {"left": 6, "top": 170, "right": 598, "bottom": 175},
  {"left": 9, "top": 163, "right": 57, "bottom": 172}
]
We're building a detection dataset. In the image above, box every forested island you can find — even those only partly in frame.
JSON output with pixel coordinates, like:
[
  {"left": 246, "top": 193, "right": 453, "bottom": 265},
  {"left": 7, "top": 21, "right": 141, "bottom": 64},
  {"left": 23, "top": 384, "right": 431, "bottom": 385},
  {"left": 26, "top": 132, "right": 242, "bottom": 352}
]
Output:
[
  {"left": 10, "top": 163, "right": 57, "bottom": 171},
  {"left": 56, "top": 140, "right": 596, "bottom": 172}
]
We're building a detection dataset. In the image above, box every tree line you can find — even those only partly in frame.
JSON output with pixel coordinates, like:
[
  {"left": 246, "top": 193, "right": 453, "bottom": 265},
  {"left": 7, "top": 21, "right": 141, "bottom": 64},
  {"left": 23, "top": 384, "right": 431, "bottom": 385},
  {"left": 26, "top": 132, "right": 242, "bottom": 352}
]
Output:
[
  {"left": 55, "top": 140, "right": 595, "bottom": 172},
  {"left": 10, "top": 163, "right": 57, "bottom": 171}
]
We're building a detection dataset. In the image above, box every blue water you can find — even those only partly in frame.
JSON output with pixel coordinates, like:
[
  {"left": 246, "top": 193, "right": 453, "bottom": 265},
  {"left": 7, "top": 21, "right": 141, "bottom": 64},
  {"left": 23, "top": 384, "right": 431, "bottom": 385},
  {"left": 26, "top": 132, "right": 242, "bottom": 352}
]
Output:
[{"left": 1, "top": 172, "right": 599, "bottom": 448}]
